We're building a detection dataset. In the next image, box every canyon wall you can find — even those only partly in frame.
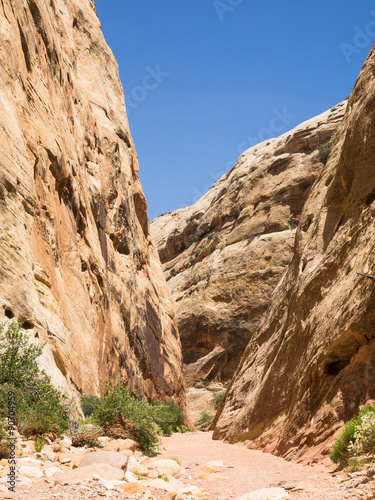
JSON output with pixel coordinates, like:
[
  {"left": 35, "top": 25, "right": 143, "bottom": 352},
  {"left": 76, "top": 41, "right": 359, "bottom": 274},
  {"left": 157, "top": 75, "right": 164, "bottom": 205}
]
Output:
[
  {"left": 0, "top": 0, "right": 185, "bottom": 405},
  {"left": 151, "top": 102, "right": 346, "bottom": 390},
  {"left": 213, "top": 45, "right": 375, "bottom": 462}
]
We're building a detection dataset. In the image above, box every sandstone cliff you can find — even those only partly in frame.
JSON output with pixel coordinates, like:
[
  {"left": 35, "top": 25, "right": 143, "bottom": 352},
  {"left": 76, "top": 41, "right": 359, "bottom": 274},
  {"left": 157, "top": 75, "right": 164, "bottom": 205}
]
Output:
[
  {"left": 0, "top": 0, "right": 185, "bottom": 405},
  {"left": 151, "top": 102, "right": 346, "bottom": 391},
  {"left": 213, "top": 45, "right": 375, "bottom": 462}
]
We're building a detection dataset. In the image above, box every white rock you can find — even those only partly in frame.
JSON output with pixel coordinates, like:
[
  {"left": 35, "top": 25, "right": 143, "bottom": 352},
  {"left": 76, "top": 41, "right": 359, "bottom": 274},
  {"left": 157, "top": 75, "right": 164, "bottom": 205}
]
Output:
[
  {"left": 178, "top": 485, "right": 202, "bottom": 495},
  {"left": 60, "top": 436, "right": 72, "bottom": 448},
  {"left": 148, "top": 458, "right": 181, "bottom": 477},
  {"left": 44, "top": 466, "right": 64, "bottom": 478},
  {"left": 19, "top": 466, "right": 44, "bottom": 479},
  {"left": 236, "top": 487, "right": 290, "bottom": 500}
]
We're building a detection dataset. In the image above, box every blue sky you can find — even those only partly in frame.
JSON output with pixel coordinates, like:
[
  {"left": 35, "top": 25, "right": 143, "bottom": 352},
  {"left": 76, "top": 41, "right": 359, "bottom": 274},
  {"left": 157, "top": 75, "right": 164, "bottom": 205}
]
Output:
[{"left": 95, "top": 0, "right": 374, "bottom": 220}]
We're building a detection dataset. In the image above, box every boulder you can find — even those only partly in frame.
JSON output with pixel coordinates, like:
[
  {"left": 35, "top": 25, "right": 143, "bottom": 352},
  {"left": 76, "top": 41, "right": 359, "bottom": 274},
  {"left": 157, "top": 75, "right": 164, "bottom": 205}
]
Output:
[
  {"left": 19, "top": 466, "right": 43, "bottom": 479},
  {"left": 103, "top": 438, "right": 137, "bottom": 453},
  {"left": 44, "top": 466, "right": 64, "bottom": 478},
  {"left": 119, "top": 482, "right": 145, "bottom": 494},
  {"left": 55, "top": 463, "right": 125, "bottom": 485},
  {"left": 148, "top": 458, "right": 181, "bottom": 477},
  {"left": 79, "top": 450, "right": 128, "bottom": 470}
]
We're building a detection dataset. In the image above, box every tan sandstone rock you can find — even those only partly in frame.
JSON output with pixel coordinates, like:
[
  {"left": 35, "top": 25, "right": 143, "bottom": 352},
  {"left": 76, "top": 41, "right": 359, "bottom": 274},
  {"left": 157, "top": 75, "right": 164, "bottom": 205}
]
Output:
[
  {"left": 55, "top": 463, "right": 124, "bottom": 484},
  {"left": 103, "top": 438, "right": 137, "bottom": 453},
  {"left": 0, "top": 0, "right": 185, "bottom": 407},
  {"left": 236, "top": 488, "right": 289, "bottom": 500},
  {"left": 214, "top": 44, "right": 375, "bottom": 462},
  {"left": 119, "top": 481, "right": 145, "bottom": 494},
  {"left": 151, "top": 101, "right": 346, "bottom": 401},
  {"left": 78, "top": 450, "right": 128, "bottom": 470}
]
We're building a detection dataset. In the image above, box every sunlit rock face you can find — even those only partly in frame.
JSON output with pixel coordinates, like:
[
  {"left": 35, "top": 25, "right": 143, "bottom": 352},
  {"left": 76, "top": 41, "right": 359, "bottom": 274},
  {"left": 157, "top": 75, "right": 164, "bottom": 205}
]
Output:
[
  {"left": 214, "top": 45, "right": 375, "bottom": 463},
  {"left": 151, "top": 101, "right": 346, "bottom": 391},
  {"left": 0, "top": 0, "right": 185, "bottom": 407}
]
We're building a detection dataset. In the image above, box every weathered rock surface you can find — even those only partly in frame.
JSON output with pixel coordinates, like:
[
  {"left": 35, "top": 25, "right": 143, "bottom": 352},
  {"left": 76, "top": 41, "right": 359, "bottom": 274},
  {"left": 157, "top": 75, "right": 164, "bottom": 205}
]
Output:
[
  {"left": 0, "top": 0, "right": 185, "bottom": 404},
  {"left": 214, "top": 45, "right": 375, "bottom": 462},
  {"left": 151, "top": 101, "right": 346, "bottom": 389}
]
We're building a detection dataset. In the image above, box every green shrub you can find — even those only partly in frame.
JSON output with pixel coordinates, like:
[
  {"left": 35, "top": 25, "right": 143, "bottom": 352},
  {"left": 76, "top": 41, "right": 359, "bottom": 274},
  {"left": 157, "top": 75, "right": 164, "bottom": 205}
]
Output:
[
  {"left": 81, "top": 394, "right": 101, "bottom": 418},
  {"left": 91, "top": 382, "right": 186, "bottom": 456},
  {"left": 0, "top": 421, "right": 9, "bottom": 459},
  {"left": 213, "top": 390, "right": 226, "bottom": 410},
  {"left": 70, "top": 421, "right": 103, "bottom": 448},
  {"left": 0, "top": 321, "right": 69, "bottom": 437},
  {"left": 197, "top": 411, "right": 214, "bottom": 430},
  {"left": 151, "top": 399, "right": 185, "bottom": 436},
  {"left": 330, "top": 405, "right": 375, "bottom": 465},
  {"left": 35, "top": 435, "right": 45, "bottom": 453},
  {"left": 317, "top": 139, "right": 333, "bottom": 165}
]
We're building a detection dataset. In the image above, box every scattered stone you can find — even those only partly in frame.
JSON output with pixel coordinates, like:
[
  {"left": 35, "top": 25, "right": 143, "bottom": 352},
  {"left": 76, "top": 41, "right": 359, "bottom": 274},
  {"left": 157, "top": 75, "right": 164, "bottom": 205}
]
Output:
[
  {"left": 55, "top": 463, "right": 125, "bottom": 485},
  {"left": 19, "top": 466, "right": 44, "bottom": 479},
  {"left": 78, "top": 451, "right": 128, "bottom": 470},
  {"left": 119, "top": 481, "right": 145, "bottom": 494},
  {"left": 200, "top": 461, "right": 222, "bottom": 473},
  {"left": 177, "top": 485, "right": 202, "bottom": 495},
  {"left": 103, "top": 438, "right": 137, "bottom": 453},
  {"left": 236, "top": 487, "right": 290, "bottom": 500},
  {"left": 149, "top": 459, "right": 181, "bottom": 477},
  {"left": 60, "top": 436, "right": 73, "bottom": 448},
  {"left": 44, "top": 466, "right": 64, "bottom": 478}
]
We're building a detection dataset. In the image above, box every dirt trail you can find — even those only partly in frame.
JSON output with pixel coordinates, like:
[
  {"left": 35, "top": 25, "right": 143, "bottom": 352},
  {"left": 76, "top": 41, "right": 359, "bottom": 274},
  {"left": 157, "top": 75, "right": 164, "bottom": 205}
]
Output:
[{"left": 160, "top": 431, "right": 368, "bottom": 499}]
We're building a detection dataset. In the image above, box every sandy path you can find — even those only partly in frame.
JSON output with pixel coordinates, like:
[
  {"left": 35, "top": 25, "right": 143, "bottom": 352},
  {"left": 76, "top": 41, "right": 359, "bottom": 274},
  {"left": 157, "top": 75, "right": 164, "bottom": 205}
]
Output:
[{"left": 160, "top": 431, "right": 368, "bottom": 499}]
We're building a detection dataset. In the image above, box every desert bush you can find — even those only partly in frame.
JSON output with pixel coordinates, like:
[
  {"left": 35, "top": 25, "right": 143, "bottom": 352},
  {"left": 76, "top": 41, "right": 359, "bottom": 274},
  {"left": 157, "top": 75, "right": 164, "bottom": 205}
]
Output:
[
  {"left": 330, "top": 405, "right": 375, "bottom": 465},
  {"left": 0, "top": 421, "right": 9, "bottom": 459},
  {"left": 348, "top": 412, "right": 375, "bottom": 457},
  {"left": 34, "top": 435, "right": 45, "bottom": 453},
  {"left": 0, "top": 321, "right": 69, "bottom": 437},
  {"left": 196, "top": 411, "right": 214, "bottom": 430},
  {"left": 81, "top": 394, "right": 101, "bottom": 418},
  {"left": 213, "top": 390, "right": 226, "bottom": 410},
  {"left": 91, "top": 382, "right": 186, "bottom": 456},
  {"left": 317, "top": 139, "right": 333, "bottom": 165},
  {"left": 70, "top": 422, "right": 103, "bottom": 448}
]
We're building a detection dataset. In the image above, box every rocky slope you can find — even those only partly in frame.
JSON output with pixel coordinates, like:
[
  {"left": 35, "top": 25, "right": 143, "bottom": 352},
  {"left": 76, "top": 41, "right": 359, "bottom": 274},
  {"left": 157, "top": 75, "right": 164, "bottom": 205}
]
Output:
[
  {"left": 0, "top": 0, "right": 185, "bottom": 405},
  {"left": 151, "top": 102, "right": 346, "bottom": 390},
  {"left": 213, "top": 44, "right": 375, "bottom": 462}
]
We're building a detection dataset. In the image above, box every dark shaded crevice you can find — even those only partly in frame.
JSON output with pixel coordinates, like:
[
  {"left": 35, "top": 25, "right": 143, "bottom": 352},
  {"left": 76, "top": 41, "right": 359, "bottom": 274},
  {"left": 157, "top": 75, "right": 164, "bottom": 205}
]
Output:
[{"left": 17, "top": 21, "right": 31, "bottom": 72}]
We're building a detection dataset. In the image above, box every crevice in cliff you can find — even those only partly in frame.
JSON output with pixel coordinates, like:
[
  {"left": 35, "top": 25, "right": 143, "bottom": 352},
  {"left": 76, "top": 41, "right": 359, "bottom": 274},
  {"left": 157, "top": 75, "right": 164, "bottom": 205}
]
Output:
[{"left": 17, "top": 21, "right": 32, "bottom": 72}]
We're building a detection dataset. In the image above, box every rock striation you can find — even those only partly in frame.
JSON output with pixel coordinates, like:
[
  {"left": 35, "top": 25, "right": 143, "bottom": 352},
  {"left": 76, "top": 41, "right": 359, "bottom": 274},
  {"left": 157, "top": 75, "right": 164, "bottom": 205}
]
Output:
[
  {"left": 0, "top": 0, "right": 185, "bottom": 405},
  {"left": 151, "top": 101, "right": 346, "bottom": 389},
  {"left": 213, "top": 45, "right": 375, "bottom": 462}
]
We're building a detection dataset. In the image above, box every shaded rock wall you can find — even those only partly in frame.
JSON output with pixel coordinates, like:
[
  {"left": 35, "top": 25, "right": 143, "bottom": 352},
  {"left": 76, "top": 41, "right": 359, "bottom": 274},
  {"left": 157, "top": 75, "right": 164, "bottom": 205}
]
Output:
[
  {"left": 151, "top": 102, "right": 346, "bottom": 388},
  {"left": 0, "top": 0, "right": 185, "bottom": 405},
  {"left": 213, "top": 45, "right": 375, "bottom": 462}
]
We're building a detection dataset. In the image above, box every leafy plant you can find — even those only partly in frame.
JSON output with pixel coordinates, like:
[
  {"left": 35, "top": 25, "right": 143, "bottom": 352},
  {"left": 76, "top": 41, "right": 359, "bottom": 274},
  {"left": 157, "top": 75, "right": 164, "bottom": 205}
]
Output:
[
  {"left": 91, "top": 381, "right": 186, "bottom": 456},
  {"left": 34, "top": 435, "right": 45, "bottom": 453},
  {"left": 157, "top": 474, "right": 169, "bottom": 482},
  {"left": 0, "top": 321, "right": 69, "bottom": 437},
  {"left": 81, "top": 394, "right": 101, "bottom": 418},
  {"left": 197, "top": 411, "right": 214, "bottom": 430},
  {"left": 330, "top": 405, "right": 375, "bottom": 465},
  {"left": 70, "top": 423, "right": 103, "bottom": 448},
  {"left": 168, "top": 456, "right": 181, "bottom": 465},
  {"left": 213, "top": 390, "right": 226, "bottom": 410},
  {"left": 0, "top": 421, "right": 9, "bottom": 459},
  {"left": 317, "top": 139, "right": 333, "bottom": 165}
]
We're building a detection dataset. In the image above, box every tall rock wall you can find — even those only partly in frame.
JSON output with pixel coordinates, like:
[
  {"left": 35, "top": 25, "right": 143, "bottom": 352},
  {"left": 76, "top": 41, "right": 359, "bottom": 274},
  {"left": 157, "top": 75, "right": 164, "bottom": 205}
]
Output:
[
  {"left": 151, "top": 102, "right": 346, "bottom": 389},
  {"left": 0, "top": 0, "right": 185, "bottom": 405},
  {"left": 213, "top": 45, "right": 375, "bottom": 462}
]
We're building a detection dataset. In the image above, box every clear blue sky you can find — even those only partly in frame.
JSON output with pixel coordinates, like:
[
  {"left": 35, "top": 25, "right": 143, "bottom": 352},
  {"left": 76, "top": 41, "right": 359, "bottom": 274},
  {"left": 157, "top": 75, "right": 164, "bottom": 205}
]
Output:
[{"left": 95, "top": 0, "right": 374, "bottom": 220}]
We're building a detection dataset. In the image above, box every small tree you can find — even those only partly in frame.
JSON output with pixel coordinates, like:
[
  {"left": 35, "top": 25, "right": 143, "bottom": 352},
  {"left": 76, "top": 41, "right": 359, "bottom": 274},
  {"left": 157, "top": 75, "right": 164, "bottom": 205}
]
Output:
[{"left": 0, "top": 321, "right": 69, "bottom": 437}]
